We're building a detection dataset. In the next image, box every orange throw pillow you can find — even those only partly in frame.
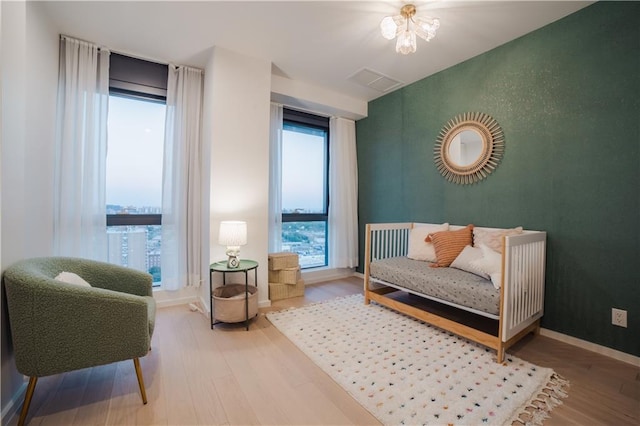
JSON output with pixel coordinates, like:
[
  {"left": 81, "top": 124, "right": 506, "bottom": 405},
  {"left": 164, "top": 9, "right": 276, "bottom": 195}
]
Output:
[{"left": 429, "top": 225, "right": 474, "bottom": 267}]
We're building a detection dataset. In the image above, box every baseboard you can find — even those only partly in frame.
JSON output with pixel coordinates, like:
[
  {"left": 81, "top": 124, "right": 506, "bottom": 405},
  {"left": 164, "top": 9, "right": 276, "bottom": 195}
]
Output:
[
  {"left": 158, "top": 294, "right": 268, "bottom": 310},
  {"left": 198, "top": 291, "right": 271, "bottom": 313},
  {"left": 153, "top": 286, "right": 201, "bottom": 309},
  {"left": 540, "top": 328, "right": 639, "bottom": 366},
  {"left": 198, "top": 295, "right": 210, "bottom": 314},
  {"left": 302, "top": 267, "right": 355, "bottom": 285},
  {"left": 156, "top": 295, "right": 199, "bottom": 309},
  {"left": 188, "top": 268, "right": 351, "bottom": 309},
  {"left": 1, "top": 380, "right": 26, "bottom": 426}
]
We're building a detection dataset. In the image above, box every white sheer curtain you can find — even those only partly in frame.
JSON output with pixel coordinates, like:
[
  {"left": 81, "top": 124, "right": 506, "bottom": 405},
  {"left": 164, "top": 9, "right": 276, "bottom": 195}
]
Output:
[
  {"left": 161, "top": 65, "right": 204, "bottom": 291},
  {"left": 268, "top": 103, "right": 283, "bottom": 253},
  {"left": 329, "top": 117, "right": 359, "bottom": 268},
  {"left": 53, "top": 36, "right": 110, "bottom": 260}
]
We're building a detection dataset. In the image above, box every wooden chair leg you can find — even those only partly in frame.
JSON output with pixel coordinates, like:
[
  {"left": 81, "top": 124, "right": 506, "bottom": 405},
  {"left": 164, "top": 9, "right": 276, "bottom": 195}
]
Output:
[
  {"left": 18, "top": 376, "right": 37, "bottom": 426},
  {"left": 133, "top": 358, "right": 147, "bottom": 404}
]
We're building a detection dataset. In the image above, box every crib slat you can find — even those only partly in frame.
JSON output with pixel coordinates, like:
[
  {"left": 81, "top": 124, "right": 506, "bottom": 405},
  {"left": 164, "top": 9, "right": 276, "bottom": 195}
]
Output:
[
  {"left": 502, "top": 233, "right": 546, "bottom": 342},
  {"left": 368, "top": 225, "right": 412, "bottom": 261}
]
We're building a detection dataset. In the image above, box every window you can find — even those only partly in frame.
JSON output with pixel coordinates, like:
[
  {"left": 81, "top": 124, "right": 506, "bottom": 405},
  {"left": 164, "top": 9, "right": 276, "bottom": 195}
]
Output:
[
  {"left": 281, "top": 109, "right": 329, "bottom": 268},
  {"left": 106, "top": 54, "right": 168, "bottom": 284}
]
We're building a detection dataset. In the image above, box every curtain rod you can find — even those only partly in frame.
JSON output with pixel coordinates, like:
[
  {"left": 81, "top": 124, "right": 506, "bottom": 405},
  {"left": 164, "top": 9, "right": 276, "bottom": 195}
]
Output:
[
  {"left": 59, "top": 34, "right": 203, "bottom": 73},
  {"left": 60, "top": 34, "right": 109, "bottom": 52}
]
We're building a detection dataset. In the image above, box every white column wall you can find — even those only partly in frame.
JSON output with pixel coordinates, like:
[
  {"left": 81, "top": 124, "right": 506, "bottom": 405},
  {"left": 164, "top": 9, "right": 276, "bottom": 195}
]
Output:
[
  {"left": 0, "top": 2, "right": 27, "bottom": 417},
  {"left": 1, "top": 1, "right": 58, "bottom": 419},
  {"left": 24, "top": 3, "right": 58, "bottom": 257},
  {"left": 202, "top": 47, "right": 272, "bottom": 309}
]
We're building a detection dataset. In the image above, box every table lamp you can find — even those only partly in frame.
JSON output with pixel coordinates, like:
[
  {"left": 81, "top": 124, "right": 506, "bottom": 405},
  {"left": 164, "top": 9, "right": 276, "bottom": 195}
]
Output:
[{"left": 219, "top": 221, "right": 247, "bottom": 268}]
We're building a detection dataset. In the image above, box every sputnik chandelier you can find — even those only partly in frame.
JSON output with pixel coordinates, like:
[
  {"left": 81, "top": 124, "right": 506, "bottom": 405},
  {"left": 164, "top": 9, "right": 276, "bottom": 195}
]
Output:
[{"left": 380, "top": 4, "right": 440, "bottom": 55}]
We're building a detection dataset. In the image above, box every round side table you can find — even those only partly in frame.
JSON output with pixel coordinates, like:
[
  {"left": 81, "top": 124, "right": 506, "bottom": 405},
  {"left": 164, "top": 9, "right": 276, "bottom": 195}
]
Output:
[{"left": 209, "top": 259, "right": 258, "bottom": 331}]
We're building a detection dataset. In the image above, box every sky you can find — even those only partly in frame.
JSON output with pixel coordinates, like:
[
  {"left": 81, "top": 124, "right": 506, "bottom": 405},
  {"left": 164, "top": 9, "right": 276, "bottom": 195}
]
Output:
[
  {"left": 282, "top": 128, "right": 326, "bottom": 213},
  {"left": 107, "top": 95, "right": 325, "bottom": 212},
  {"left": 106, "top": 95, "right": 165, "bottom": 208}
]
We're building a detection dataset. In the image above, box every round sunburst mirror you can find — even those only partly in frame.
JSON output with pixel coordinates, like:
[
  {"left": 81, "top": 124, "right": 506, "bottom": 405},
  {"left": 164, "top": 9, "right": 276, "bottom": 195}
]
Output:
[{"left": 434, "top": 112, "right": 504, "bottom": 185}]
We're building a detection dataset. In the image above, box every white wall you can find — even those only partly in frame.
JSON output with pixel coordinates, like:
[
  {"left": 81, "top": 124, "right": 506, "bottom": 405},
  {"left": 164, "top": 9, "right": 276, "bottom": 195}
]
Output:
[
  {"left": 271, "top": 74, "right": 367, "bottom": 120},
  {"left": 202, "top": 47, "right": 272, "bottom": 309},
  {"left": 24, "top": 3, "right": 57, "bottom": 257},
  {"left": 0, "top": 1, "right": 26, "bottom": 416},
  {"left": 1, "top": 1, "right": 57, "bottom": 267},
  {"left": 1, "top": 0, "right": 58, "bottom": 418},
  {"left": 1, "top": 0, "right": 27, "bottom": 273}
]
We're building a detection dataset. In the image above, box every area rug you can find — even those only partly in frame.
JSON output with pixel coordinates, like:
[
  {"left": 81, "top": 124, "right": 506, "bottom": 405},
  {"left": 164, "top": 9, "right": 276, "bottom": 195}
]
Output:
[{"left": 267, "top": 294, "right": 568, "bottom": 426}]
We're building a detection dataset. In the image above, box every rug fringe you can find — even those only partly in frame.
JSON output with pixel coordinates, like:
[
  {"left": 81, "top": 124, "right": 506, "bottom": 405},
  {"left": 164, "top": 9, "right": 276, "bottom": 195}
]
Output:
[{"left": 510, "top": 372, "right": 570, "bottom": 426}]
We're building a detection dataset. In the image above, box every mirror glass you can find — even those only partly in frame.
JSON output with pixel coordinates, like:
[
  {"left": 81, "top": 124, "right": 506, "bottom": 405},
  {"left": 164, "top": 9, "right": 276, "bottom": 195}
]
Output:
[
  {"left": 447, "top": 129, "right": 484, "bottom": 167},
  {"left": 434, "top": 112, "right": 505, "bottom": 185}
]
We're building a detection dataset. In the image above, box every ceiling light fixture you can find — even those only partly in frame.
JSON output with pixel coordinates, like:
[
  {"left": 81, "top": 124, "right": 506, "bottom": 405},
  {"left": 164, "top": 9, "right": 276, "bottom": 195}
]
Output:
[{"left": 380, "top": 4, "right": 440, "bottom": 55}]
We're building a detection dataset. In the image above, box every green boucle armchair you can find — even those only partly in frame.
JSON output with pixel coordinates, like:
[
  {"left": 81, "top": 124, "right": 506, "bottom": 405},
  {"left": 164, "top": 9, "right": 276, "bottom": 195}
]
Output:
[{"left": 3, "top": 257, "right": 156, "bottom": 426}]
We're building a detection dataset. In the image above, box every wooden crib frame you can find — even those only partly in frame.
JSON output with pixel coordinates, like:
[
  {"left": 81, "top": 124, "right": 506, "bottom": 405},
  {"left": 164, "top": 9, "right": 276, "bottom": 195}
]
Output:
[{"left": 364, "top": 223, "right": 547, "bottom": 363}]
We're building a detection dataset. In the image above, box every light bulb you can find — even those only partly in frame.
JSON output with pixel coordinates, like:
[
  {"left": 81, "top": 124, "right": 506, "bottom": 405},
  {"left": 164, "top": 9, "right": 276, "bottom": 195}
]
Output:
[{"left": 395, "top": 30, "right": 416, "bottom": 55}]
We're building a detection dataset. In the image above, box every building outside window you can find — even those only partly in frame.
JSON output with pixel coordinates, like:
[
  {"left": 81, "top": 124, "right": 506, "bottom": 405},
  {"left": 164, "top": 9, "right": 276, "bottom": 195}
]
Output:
[{"left": 281, "top": 109, "right": 329, "bottom": 268}]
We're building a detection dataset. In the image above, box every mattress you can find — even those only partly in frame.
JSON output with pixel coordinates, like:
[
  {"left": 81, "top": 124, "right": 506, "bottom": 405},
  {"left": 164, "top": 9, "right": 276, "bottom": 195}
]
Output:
[{"left": 369, "top": 257, "right": 500, "bottom": 316}]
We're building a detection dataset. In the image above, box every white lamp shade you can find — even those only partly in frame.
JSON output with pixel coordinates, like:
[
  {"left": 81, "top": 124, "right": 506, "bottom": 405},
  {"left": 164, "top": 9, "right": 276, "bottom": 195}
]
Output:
[
  {"left": 414, "top": 17, "right": 440, "bottom": 41},
  {"left": 380, "top": 16, "right": 398, "bottom": 40},
  {"left": 218, "top": 221, "right": 247, "bottom": 247}
]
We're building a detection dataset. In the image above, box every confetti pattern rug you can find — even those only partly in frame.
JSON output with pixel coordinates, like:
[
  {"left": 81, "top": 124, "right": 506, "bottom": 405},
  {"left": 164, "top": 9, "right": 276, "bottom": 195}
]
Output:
[{"left": 267, "top": 294, "right": 568, "bottom": 426}]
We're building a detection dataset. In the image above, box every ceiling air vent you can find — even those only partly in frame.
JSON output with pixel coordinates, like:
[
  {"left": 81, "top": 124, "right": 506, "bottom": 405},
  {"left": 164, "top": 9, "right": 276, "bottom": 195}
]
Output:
[{"left": 347, "top": 68, "right": 404, "bottom": 93}]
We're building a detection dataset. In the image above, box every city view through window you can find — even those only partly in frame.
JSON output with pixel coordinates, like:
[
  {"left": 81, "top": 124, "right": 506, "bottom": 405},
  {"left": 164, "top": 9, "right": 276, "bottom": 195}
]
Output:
[
  {"left": 281, "top": 121, "right": 328, "bottom": 268},
  {"left": 106, "top": 214, "right": 162, "bottom": 283},
  {"left": 107, "top": 99, "right": 329, "bottom": 280},
  {"left": 281, "top": 220, "right": 327, "bottom": 268},
  {"left": 106, "top": 95, "right": 165, "bottom": 283}
]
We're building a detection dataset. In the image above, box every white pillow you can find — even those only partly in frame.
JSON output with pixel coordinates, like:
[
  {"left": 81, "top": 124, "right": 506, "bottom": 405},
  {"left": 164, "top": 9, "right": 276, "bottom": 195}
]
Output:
[
  {"left": 450, "top": 245, "right": 490, "bottom": 280},
  {"left": 406, "top": 223, "right": 449, "bottom": 262},
  {"left": 54, "top": 271, "right": 91, "bottom": 288},
  {"left": 473, "top": 226, "right": 523, "bottom": 253},
  {"left": 470, "top": 244, "right": 502, "bottom": 289}
]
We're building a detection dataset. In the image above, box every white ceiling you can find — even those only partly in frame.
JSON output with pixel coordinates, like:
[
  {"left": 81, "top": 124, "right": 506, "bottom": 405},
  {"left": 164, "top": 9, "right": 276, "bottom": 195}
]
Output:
[{"left": 39, "top": 1, "right": 592, "bottom": 102}]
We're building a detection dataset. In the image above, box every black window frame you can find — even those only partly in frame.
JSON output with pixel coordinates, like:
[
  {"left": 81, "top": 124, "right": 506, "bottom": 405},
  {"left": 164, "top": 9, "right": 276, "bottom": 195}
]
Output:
[
  {"left": 106, "top": 53, "right": 168, "bottom": 229},
  {"left": 281, "top": 108, "right": 330, "bottom": 268}
]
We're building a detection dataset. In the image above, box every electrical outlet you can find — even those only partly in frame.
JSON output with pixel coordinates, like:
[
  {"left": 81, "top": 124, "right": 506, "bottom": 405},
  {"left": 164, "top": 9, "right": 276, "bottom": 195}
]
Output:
[{"left": 612, "top": 308, "right": 627, "bottom": 328}]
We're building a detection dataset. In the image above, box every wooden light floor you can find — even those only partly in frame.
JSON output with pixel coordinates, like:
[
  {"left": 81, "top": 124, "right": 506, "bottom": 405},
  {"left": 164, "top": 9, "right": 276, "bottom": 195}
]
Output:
[{"left": 10, "top": 277, "right": 639, "bottom": 425}]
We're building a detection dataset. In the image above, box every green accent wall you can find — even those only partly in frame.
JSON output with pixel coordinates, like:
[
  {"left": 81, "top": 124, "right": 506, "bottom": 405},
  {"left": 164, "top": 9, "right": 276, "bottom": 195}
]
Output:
[{"left": 356, "top": 2, "right": 639, "bottom": 356}]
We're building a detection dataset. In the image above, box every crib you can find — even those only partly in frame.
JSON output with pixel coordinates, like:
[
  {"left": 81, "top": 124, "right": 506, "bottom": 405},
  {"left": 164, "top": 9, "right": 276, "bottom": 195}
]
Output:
[{"left": 364, "top": 223, "right": 547, "bottom": 363}]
